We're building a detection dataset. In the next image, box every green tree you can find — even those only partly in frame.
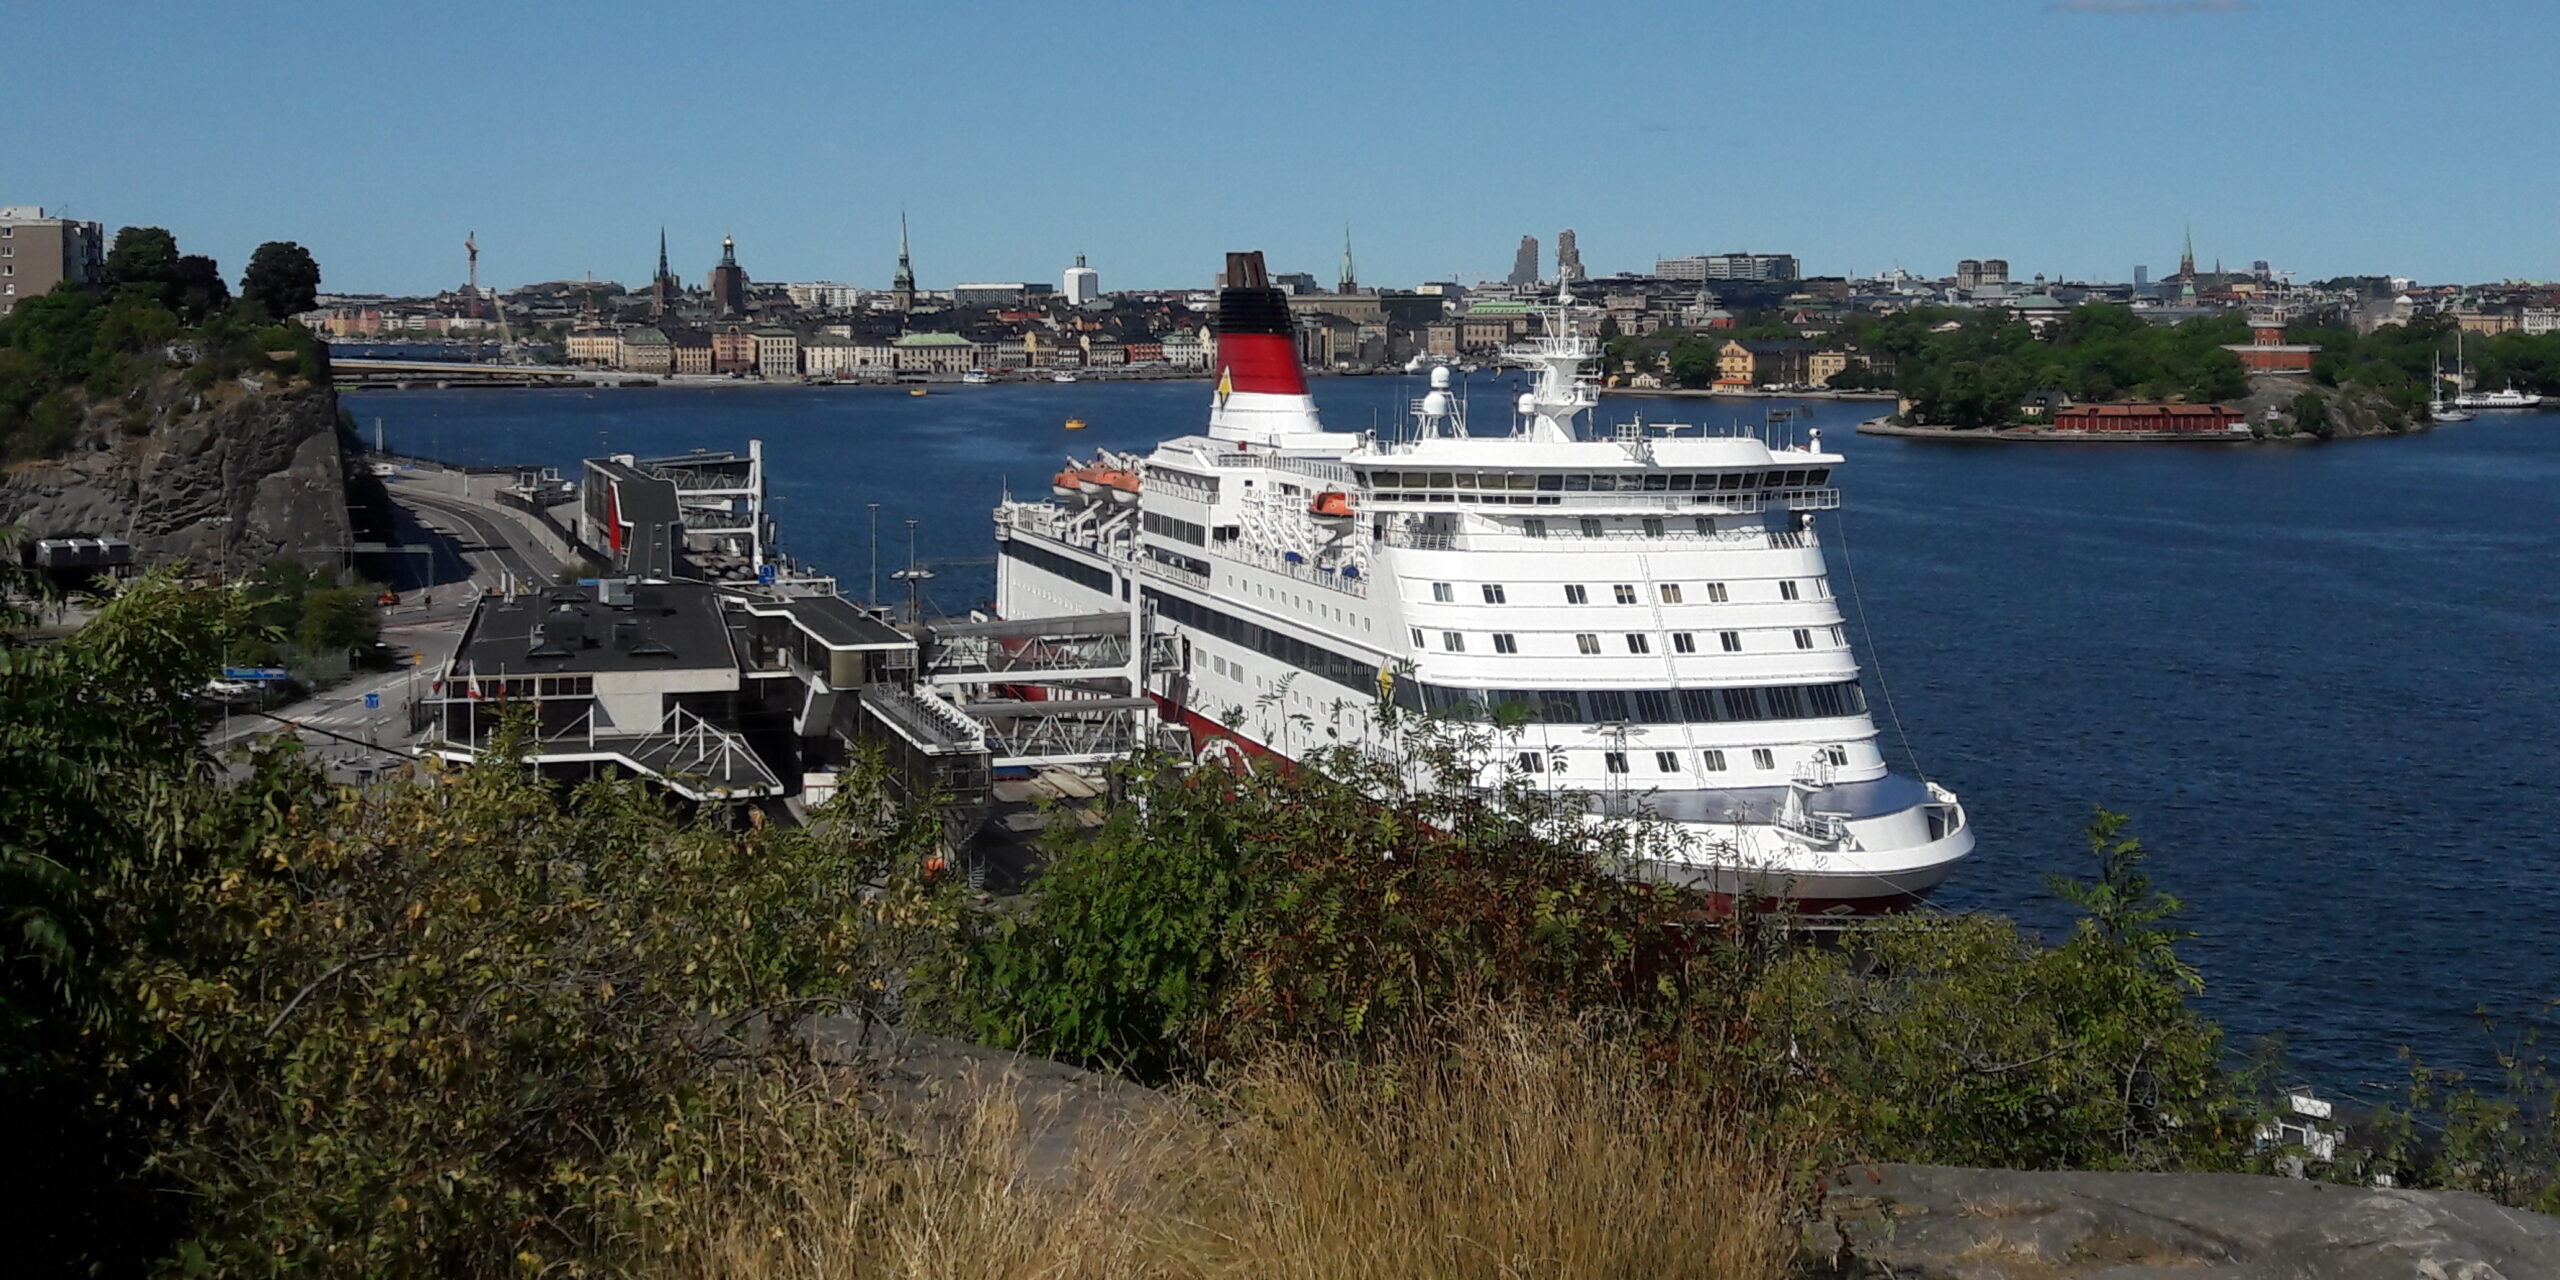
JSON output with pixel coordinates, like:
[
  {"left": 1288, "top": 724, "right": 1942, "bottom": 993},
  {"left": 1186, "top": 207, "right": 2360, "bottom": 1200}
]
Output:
[
  {"left": 295, "top": 583, "right": 379, "bottom": 654},
  {"left": 240, "top": 241, "right": 321, "bottom": 319},
  {"left": 105, "top": 226, "right": 180, "bottom": 294},
  {"left": 172, "top": 253, "right": 230, "bottom": 323}
]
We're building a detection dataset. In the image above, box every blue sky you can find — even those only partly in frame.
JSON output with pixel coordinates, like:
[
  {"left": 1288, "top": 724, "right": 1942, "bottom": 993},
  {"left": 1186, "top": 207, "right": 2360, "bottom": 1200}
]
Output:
[{"left": 13, "top": 1, "right": 2554, "bottom": 294}]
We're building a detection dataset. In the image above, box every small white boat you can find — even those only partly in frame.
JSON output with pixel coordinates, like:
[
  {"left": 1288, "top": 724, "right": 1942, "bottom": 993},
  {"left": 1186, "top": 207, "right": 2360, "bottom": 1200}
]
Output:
[
  {"left": 961, "top": 369, "right": 992, "bottom": 385},
  {"left": 1051, "top": 371, "right": 1079, "bottom": 384}
]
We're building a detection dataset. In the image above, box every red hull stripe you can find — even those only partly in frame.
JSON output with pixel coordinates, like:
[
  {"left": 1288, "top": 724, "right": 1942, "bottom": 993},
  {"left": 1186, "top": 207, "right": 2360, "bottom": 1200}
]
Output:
[{"left": 1215, "top": 332, "right": 1307, "bottom": 396}]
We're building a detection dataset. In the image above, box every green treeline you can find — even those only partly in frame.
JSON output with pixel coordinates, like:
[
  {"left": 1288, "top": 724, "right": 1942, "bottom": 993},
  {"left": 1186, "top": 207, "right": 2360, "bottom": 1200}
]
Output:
[
  {"left": 0, "top": 229, "right": 325, "bottom": 461},
  {"left": 6, "top": 579, "right": 2558, "bottom": 1274},
  {"left": 1851, "top": 304, "right": 2255, "bottom": 428}
]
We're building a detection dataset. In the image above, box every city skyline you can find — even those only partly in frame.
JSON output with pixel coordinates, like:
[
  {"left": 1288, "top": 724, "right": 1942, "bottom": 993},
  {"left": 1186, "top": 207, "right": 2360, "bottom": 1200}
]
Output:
[{"left": 15, "top": 1, "right": 2560, "bottom": 294}]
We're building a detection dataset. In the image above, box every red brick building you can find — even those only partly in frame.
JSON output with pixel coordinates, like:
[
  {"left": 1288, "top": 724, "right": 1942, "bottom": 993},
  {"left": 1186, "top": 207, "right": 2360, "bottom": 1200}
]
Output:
[
  {"left": 2052, "top": 402, "right": 2248, "bottom": 434},
  {"left": 2225, "top": 317, "right": 2320, "bottom": 374}
]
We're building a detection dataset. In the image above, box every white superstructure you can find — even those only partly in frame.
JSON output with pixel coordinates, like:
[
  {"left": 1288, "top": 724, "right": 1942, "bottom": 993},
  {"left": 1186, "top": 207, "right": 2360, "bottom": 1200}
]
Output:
[{"left": 992, "top": 254, "right": 1972, "bottom": 910}]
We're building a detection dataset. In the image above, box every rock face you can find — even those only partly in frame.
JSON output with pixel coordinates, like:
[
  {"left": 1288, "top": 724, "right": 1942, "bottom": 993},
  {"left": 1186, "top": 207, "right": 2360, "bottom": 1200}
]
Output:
[
  {"left": 1813, "top": 1163, "right": 2560, "bottom": 1279},
  {"left": 0, "top": 375, "right": 351, "bottom": 571}
]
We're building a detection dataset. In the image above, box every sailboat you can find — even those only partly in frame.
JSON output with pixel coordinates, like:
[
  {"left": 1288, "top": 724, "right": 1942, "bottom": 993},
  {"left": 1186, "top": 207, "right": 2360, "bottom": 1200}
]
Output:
[{"left": 2430, "top": 332, "right": 2474, "bottom": 423}]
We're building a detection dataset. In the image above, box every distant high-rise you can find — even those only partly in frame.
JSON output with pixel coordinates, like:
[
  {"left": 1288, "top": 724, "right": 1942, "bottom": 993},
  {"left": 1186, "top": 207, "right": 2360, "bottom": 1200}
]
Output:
[
  {"left": 2134, "top": 265, "right": 2150, "bottom": 296},
  {"left": 1555, "top": 229, "right": 1583, "bottom": 283},
  {"left": 0, "top": 207, "right": 105, "bottom": 318},
  {"left": 1507, "top": 235, "right": 1540, "bottom": 286},
  {"left": 1657, "top": 252, "right": 1800, "bottom": 283},
  {"left": 708, "top": 234, "right": 747, "bottom": 315},
  {"left": 1062, "top": 253, "right": 1100, "bottom": 307}
]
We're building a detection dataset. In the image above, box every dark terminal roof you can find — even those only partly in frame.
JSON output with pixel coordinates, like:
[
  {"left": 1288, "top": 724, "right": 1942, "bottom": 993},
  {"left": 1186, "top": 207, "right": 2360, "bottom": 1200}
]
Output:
[{"left": 453, "top": 581, "right": 737, "bottom": 678}]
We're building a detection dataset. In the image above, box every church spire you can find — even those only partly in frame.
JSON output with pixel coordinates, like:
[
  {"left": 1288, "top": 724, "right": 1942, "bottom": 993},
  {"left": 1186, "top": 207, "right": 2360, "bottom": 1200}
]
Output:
[
  {"left": 892, "top": 210, "right": 917, "bottom": 310},
  {"left": 658, "top": 227, "right": 669, "bottom": 278},
  {"left": 1338, "top": 224, "right": 1358, "bottom": 294}
]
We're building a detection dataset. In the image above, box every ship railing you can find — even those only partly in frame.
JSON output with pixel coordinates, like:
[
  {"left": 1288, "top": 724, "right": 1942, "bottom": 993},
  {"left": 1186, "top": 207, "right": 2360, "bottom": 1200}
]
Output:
[
  {"left": 1381, "top": 524, "right": 1814, "bottom": 552},
  {"left": 1199, "top": 452, "right": 1359, "bottom": 485},
  {"left": 1137, "top": 557, "right": 1210, "bottom": 589},
  {"left": 1222, "top": 549, "right": 1369, "bottom": 596}
]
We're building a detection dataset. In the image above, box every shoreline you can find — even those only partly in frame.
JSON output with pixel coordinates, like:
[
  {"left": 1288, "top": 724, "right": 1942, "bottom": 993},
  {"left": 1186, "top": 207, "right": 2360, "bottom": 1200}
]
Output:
[{"left": 1855, "top": 416, "right": 2263, "bottom": 444}]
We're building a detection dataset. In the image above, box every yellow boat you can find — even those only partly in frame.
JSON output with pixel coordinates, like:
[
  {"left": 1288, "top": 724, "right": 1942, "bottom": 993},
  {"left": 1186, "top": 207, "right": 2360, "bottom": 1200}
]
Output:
[
  {"left": 909, "top": 386, "right": 929, "bottom": 397},
  {"left": 1065, "top": 417, "right": 1087, "bottom": 431}
]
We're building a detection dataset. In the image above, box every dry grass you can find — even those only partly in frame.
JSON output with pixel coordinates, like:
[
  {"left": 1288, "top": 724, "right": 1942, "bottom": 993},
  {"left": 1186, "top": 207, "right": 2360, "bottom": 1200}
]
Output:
[{"left": 656, "top": 1007, "right": 1803, "bottom": 1280}]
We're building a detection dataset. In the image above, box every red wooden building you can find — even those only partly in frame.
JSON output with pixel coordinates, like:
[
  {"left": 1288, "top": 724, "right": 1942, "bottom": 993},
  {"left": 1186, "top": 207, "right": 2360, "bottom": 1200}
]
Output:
[{"left": 2052, "top": 402, "right": 2248, "bottom": 434}]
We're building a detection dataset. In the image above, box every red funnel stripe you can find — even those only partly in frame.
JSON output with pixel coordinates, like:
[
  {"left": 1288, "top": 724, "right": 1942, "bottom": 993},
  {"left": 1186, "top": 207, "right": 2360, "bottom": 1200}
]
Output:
[{"left": 1215, "top": 332, "right": 1306, "bottom": 396}]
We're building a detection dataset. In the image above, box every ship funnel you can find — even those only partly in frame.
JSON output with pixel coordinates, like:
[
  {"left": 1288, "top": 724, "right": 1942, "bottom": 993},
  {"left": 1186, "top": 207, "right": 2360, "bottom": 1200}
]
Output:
[{"left": 1207, "top": 249, "right": 1323, "bottom": 443}]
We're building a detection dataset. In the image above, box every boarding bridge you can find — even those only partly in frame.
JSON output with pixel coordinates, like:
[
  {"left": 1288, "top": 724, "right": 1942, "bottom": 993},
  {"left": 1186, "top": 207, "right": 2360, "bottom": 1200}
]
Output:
[{"left": 917, "top": 610, "right": 1188, "bottom": 768}]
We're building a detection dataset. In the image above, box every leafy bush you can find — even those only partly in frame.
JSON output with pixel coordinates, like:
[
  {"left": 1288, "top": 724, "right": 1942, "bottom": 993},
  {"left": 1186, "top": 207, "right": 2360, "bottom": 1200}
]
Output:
[
  {"left": 935, "top": 730, "right": 1781, "bottom": 1086},
  {"left": 1759, "top": 811, "right": 2235, "bottom": 1171}
]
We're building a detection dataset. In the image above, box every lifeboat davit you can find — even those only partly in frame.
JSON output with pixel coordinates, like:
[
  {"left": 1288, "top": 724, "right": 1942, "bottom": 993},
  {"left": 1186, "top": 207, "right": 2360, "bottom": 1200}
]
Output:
[{"left": 1309, "top": 489, "right": 1355, "bottom": 521}]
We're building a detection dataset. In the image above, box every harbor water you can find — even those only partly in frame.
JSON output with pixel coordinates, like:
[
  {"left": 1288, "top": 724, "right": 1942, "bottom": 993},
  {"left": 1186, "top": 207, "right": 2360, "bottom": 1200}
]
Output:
[{"left": 351, "top": 379, "right": 2560, "bottom": 1093}]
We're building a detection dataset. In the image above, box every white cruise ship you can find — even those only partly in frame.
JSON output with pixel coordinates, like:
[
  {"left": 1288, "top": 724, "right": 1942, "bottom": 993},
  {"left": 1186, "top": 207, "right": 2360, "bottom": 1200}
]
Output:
[{"left": 991, "top": 252, "right": 1971, "bottom": 911}]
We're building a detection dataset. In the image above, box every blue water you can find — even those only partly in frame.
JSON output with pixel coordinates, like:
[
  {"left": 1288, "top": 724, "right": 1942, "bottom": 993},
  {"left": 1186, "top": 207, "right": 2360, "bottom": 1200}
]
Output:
[{"left": 348, "top": 379, "right": 2560, "bottom": 1091}]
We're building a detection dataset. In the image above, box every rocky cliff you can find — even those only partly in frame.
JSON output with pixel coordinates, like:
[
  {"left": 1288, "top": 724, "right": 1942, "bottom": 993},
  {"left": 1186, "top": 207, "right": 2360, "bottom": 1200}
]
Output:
[{"left": 0, "top": 372, "right": 352, "bottom": 571}]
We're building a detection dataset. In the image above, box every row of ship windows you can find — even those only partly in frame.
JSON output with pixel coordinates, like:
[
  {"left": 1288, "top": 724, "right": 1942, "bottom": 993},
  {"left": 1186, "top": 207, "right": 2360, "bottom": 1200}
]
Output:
[
  {"left": 1430, "top": 579, "right": 1826, "bottom": 606},
  {"left": 1412, "top": 625, "right": 1847, "bottom": 655},
  {"left": 1398, "top": 679, "right": 1869, "bottom": 725},
  {"left": 1526, "top": 517, "right": 1740, "bottom": 539},
  {"left": 1517, "top": 745, "right": 1851, "bottom": 777},
  {"left": 1359, "top": 468, "right": 1832, "bottom": 494}
]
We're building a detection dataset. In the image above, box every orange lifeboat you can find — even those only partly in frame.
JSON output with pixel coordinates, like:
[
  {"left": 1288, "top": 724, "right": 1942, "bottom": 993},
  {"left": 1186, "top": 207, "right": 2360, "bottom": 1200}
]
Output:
[
  {"left": 1052, "top": 466, "right": 1089, "bottom": 503},
  {"left": 1089, "top": 469, "right": 1142, "bottom": 507},
  {"left": 1309, "top": 489, "right": 1356, "bottom": 521}
]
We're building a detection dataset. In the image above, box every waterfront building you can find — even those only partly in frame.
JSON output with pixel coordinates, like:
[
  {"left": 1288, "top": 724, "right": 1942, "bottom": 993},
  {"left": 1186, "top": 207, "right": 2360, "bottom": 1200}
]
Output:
[
  {"left": 617, "top": 326, "right": 673, "bottom": 374},
  {"left": 891, "top": 331, "right": 977, "bottom": 373},
  {"left": 0, "top": 206, "right": 106, "bottom": 316},
  {"left": 801, "top": 333, "right": 867, "bottom": 378},
  {"left": 1716, "top": 338, "right": 1815, "bottom": 388},
  {"left": 2053, "top": 402, "right": 2247, "bottom": 434},
  {"left": 1062, "top": 254, "right": 1100, "bottom": 307},
  {"left": 1507, "top": 235, "right": 1540, "bottom": 287},
  {"left": 1160, "top": 330, "right": 1209, "bottom": 369},
  {"left": 710, "top": 323, "right": 756, "bottom": 374},
  {"left": 1125, "top": 340, "right": 1164, "bottom": 365},
  {"left": 668, "top": 328, "right": 714, "bottom": 375},
  {"left": 750, "top": 325, "right": 800, "bottom": 379},
  {"left": 566, "top": 323, "right": 621, "bottom": 367},
  {"left": 1084, "top": 335, "right": 1127, "bottom": 367},
  {"left": 708, "top": 235, "right": 748, "bottom": 316}
]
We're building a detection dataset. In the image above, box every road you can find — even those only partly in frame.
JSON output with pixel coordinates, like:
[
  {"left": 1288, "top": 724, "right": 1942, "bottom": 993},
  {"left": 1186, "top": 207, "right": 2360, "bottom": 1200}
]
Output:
[{"left": 208, "top": 478, "right": 564, "bottom": 775}]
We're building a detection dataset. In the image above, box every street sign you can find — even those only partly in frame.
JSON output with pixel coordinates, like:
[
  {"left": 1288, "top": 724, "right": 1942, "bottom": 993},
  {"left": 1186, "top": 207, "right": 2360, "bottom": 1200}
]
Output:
[
  {"left": 364, "top": 692, "right": 382, "bottom": 710},
  {"left": 223, "top": 667, "right": 290, "bottom": 681}
]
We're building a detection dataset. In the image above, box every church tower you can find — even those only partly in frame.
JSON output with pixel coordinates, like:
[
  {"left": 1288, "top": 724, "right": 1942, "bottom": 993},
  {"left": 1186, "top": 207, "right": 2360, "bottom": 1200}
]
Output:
[
  {"left": 650, "top": 227, "right": 677, "bottom": 316},
  {"left": 1337, "top": 225, "right": 1358, "bottom": 295},
  {"left": 892, "top": 212, "right": 917, "bottom": 312}
]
